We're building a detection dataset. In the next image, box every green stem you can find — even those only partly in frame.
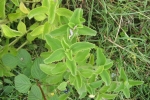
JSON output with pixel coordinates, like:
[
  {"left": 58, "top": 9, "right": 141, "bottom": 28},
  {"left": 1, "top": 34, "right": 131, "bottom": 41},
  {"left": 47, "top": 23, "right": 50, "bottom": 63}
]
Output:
[{"left": 17, "top": 41, "right": 28, "bottom": 51}]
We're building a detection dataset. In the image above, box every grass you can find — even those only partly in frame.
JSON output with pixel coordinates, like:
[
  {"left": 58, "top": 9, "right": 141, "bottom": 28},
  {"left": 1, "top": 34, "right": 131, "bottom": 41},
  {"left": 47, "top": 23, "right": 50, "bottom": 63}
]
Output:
[{"left": 63, "top": 0, "right": 150, "bottom": 99}]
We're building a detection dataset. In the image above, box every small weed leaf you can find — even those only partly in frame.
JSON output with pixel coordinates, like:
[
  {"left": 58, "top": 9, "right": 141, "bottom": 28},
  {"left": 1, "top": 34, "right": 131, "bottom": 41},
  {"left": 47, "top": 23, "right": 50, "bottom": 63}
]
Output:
[
  {"left": 19, "top": 2, "right": 29, "bottom": 14},
  {"left": 15, "top": 74, "right": 32, "bottom": 93},
  {"left": 29, "top": 25, "right": 44, "bottom": 36},
  {"left": 100, "top": 70, "right": 111, "bottom": 86},
  {"left": 96, "top": 48, "right": 106, "bottom": 66},
  {"left": 17, "top": 21, "right": 26, "bottom": 34},
  {"left": 78, "top": 26, "right": 97, "bottom": 36},
  {"left": 56, "top": 8, "right": 73, "bottom": 18}
]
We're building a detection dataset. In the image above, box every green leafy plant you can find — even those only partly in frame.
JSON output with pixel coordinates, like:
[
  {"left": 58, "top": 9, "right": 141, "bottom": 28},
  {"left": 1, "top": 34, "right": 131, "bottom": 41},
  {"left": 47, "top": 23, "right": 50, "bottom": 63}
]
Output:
[{"left": 0, "top": 0, "right": 144, "bottom": 100}]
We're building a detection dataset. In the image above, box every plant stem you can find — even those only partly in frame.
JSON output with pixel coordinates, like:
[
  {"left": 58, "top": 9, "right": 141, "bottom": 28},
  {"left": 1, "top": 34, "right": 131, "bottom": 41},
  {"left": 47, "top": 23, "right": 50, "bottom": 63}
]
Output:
[{"left": 36, "top": 80, "right": 47, "bottom": 100}]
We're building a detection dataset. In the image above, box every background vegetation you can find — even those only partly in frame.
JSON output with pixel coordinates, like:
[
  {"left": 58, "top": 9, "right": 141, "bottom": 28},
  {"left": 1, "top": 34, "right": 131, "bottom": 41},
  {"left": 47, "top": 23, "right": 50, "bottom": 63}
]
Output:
[{"left": 0, "top": 0, "right": 150, "bottom": 100}]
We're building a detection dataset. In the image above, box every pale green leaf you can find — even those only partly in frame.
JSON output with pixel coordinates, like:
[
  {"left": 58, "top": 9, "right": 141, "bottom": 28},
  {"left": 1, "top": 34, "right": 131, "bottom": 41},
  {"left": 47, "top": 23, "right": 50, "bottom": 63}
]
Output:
[
  {"left": 19, "top": 2, "right": 29, "bottom": 14},
  {"left": 28, "top": 85, "right": 42, "bottom": 100},
  {"left": 11, "top": 0, "right": 19, "bottom": 6},
  {"left": 119, "top": 67, "right": 128, "bottom": 81},
  {"left": 34, "top": 13, "right": 47, "bottom": 21},
  {"left": 30, "top": 25, "right": 44, "bottom": 36},
  {"left": 70, "top": 42, "right": 95, "bottom": 53},
  {"left": 17, "top": 21, "right": 26, "bottom": 34},
  {"left": 51, "top": 62, "right": 67, "bottom": 74},
  {"left": 45, "top": 35, "right": 62, "bottom": 51},
  {"left": 57, "top": 82, "right": 67, "bottom": 91},
  {"left": 66, "top": 59, "right": 77, "bottom": 76},
  {"left": 107, "top": 81, "right": 117, "bottom": 92},
  {"left": 1, "top": 25, "right": 23, "bottom": 38},
  {"left": 40, "top": 64, "right": 55, "bottom": 75},
  {"left": 42, "top": 0, "right": 50, "bottom": 7},
  {"left": 100, "top": 70, "right": 111, "bottom": 86},
  {"left": 78, "top": 26, "right": 97, "bottom": 36},
  {"left": 15, "top": 74, "right": 31, "bottom": 93},
  {"left": 31, "top": 58, "right": 47, "bottom": 80},
  {"left": 80, "top": 69, "right": 93, "bottom": 78},
  {"left": 0, "top": 0, "right": 6, "bottom": 19},
  {"left": 50, "top": 25, "right": 68, "bottom": 37},
  {"left": 8, "top": 13, "right": 23, "bottom": 22},
  {"left": 46, "top": 74, "right": 63, "bottom": 85},
  {"left": 90, "top": 80, "right": 103, "bottom": 88},
  {"left": 104, "top": 59, "right": 113, "bottom": 70},
  {"left": 75, "top": 74, "right": 82, "bottom": 89},
  {"left": 122, "top": 87, "right": 130, "bottom": 98},
  {"left": 28, "top": 6, "right": 48, "bottom": 19},
  {"left": 96, "top": 48, "right": 106, "bottom": 66},
  {"left": 44, "top": 48, "right": 65, "bottom": 64},
  {"left": 2, "top": 54, "right": 17, "bottom": 69},
  {"left": 56, "top": 8, "right": 73, "bottom": 18},
  {"left": 101, "top": 93, "right": 117, "bottom": 99},
  {"left": 74, "top": 49, "right": 90, "bottom": 62},
  {"left": 95, "top": 66, "right": 104, "bottom": 74},
  {"left": 128, "top": 80, "right": 144, "bottom": 86}
]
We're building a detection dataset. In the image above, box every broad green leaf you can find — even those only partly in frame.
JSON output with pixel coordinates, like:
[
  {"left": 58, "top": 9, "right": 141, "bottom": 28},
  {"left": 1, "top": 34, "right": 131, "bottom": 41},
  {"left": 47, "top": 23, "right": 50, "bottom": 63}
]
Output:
[
  {"left": 34, "top": 13, "right": 47, "bottom": 21},
  {"left": 0, "top": 0, "right": 6, "bottom": 19},
  {"left": 26, "top": 33, "right": 36, "bottom": 43},
  {"left": 114, "top": 82, "right": 124, "bottom": 92},
  {"left": 119, "top": 67, "right": 128, "bottom": 82},
  {"left": 68, "top": 8, "right": 83, "bottom": 28},
  {"left": 80, "top": 69, "right": 93, "bottom": 78},
  {"left": 45, "top": 35, "right": 62, "bottom": 51},
  {"left": 0, "top": 66, "right": 14, "bottom": 77},
  {"left": 128, "top": 80, "right": 144, "bottom": 86},
  {"left": 19, "top": 2, "right": 29, "bottom": 14},
  {"left": 104, "top": 60, "right": 113, "bottom": 70},
  {"left": 70, "top": 42, "right": 95, "bottom": 53},
  {"left": 28, "top": 85, "right": 42, "bottom": 100},
  {"left": 90, "top": 80, "right": 103, "bottom": 88},
  {"left": 17, "top": 49, "right": 32, "bottom": 68},
  {"left": 96, "top": 48, "right": 106, "bottom": 66},
  {"left": 8, "top": 12, "right": 24, "bottom": 22},
  {"left": 61, "top": 38, "right": 70, "bottom": 50},
  {"left": 86, "top": 84, "right": 94, "bottom": 94},
  {"left": 43, "top": 22, "right": 51, "bottom": 34},
  {"left": 56, "top": 8, "right": 73, "bottom": 18},
  {"left": 2, "top": 54, "right": 17, "bottom": 69},
  {"left": 69, "top": 74, "right": 75, "bottom": 85},
  {"left": 48, "top": 0, "right": 57, "bottom": 24},
  {"left": 11, "top": 0, "right": 19, "bottom": 6},
  {"left": 3, "top": 86, "right": 14, "bottom": 94},
  {"left": 101, "top": 93, "right": 117, "bottom": 99},
  {"left": 122, "top": 87, "right": 130, "bottom": 98},
  {"left": 74, "top": 49, "right": 90, "bottom": 62},
  {"left": 95, "top": 66, "right": 104, "bottom": 74},
  {"left": 65, "top": 49, "right": 73, "bottom": 60},
  {"left": 59, "top": 94, "right": 69, "bottom": 100},
  {"left": 89, "top": 54, "right": 94, "bottom": 65},
  {"left": 42, "top": 0, "right": 50, "bottom": 7},
  {"left": 77, "top": 84, "right": 87, "bottom": 99},
  {"left": 17, "top": 21, "right": 26, "bottom": 34},
  {"left": 40, "top": 64, "right": 55, "bottom": 75},
  {"left": 75, "top": 74, "right": 82, "bottom": 89},
  {"left": 107, "top": 81, "right": 117, "bottom": 92},
  {"left": 28, "top": 6, "right": 48, "bottom": 19},
  {"left": 31, "top": 58, "right": 47, "bottom": 80},
  {"left": 30, "top": 25, "right": 44, "bottom": 36},
  {"left": 50, "top": 95, "right": 59, "bottom": 100},
  {"left": 50, "top": 25, "right": 68, "bottom": 37},
  {"left": 15, "top": 74, "right": 31, "bottom": 93},
  {"left": 78, "top": 26, "right": 97, "bottom": 36},
  {"left": 100, "top": 70, "right": 111, "bottom": 86},
  {"left": 1, "top": 25, "right": 23, "bottom": 38},
  {"left": 66, "top": 59, "right": 77, "bottom": 76},
  {"left": 57, "top": 82, "right": 67, "bottom": 91},
  {"left": 51, "top": 62, "right": 67, "bottom": 74},
  {"left": 88, "top": 74, "right": 96, "bottom": 83},
  {"left": 44, "top": 48, "right": 65, "bottom": 64},
  {"left": 99, "top": 85, "right": 109, "bottom": 93},
  {"left": 46, "top": 74, "right": 63, "bottom": 84}
]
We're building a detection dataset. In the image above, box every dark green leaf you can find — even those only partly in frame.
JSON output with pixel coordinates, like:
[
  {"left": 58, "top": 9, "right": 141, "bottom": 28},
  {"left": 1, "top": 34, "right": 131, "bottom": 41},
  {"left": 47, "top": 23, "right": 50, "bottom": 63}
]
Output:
[
  {"left": 2, "top": 54, "right": 17, "bottom": 69},
  {"left": 31, "top": 58, "right": 47, "bottom": 80},
  {"left": 15, "top": 74, "right": 31, "bottom": 93},
  {"left": 28, "top": 85, "right": 42, "bottom": 100}
]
